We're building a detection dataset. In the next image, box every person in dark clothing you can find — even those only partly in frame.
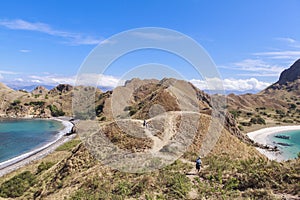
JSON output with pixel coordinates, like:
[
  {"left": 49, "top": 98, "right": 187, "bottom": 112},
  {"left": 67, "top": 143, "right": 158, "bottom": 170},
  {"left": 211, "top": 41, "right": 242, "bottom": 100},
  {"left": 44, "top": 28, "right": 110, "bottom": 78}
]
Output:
[{"left": 196, "top": 157, "right": 202, "bottom": 173}]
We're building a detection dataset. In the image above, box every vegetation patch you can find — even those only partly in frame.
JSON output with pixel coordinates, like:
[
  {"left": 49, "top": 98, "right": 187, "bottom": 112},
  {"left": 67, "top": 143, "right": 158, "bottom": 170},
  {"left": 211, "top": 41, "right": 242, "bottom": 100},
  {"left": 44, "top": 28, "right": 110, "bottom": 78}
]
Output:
[
  {"left": 48, "top": 104, "right": 65, "bottom": 117},
  {"left": 55, "top": 139, "right": 81, "bottom": 151},
  {"left": 36, "top": 162, "right": 55, "bottom": 174},
  {"left": 0, "top": 171, "right": 36, "bottom": 198}
]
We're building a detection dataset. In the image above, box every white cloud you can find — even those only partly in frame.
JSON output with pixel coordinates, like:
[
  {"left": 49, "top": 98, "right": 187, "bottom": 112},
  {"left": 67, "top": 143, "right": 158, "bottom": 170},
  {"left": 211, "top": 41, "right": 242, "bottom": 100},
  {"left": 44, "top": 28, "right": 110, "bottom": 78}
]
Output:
[
  {"left": 75, "top": 73, "right": 120, "bottom": 87},
  {"left": 14, "top": 78, "right": 24, "bottom": 82},
  {"left": 276, "top": 37, "right": 297, "bottom": 44},
  {"left": 17, "top": 73, "right": 120, "bottom": 88},
  {"left": 0, "top": 70, "right": 18, "bottom": 81},
  {"left": 131, "top": 31, "right": 183, "bottom": 40},
  {"left": 254, "top": 51, "right": 300, "bottom": 62},
  {"left": 275, "top": 37, "right": 300, "bottom": 48},
  {"left": 19, "top": 49, "right": 30, "bottom": 53},
  {"left": 233, "top": 59, "right": 284, "bottom": 73},
  {"left": 0, "top": 19, "right": 102, "bottom": 45},
  {"left": 220, "top": 59, "right": 285, "bottom": 77},
  {"left": 0, "top": 70, "right": 18, "bottom": 75},
  {"left": 254, "top": 51, "right": 300, "bottom": 59},
  {"left": 190, "top": 78, "right": 270, "bottom": 92},
  {"left": 31, "top": 79, "right": 41, "bottom": 83}
]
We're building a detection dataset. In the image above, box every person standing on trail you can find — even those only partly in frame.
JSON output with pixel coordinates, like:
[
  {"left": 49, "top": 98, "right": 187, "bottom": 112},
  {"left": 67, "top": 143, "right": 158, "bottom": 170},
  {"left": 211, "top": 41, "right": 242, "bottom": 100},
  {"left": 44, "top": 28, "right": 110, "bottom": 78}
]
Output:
[
  {"left": 143, "top": 120, "right": 147, "bottom": 127},
  {"left": 196, "top": 157, "right": 202, "bottom": 173}
]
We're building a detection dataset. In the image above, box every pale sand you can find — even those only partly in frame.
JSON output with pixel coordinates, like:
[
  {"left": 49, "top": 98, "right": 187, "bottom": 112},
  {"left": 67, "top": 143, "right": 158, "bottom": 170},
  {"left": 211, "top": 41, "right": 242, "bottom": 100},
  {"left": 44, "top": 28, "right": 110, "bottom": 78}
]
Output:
[
  {"left": 0, "top": 118, "right": 75, "bottom": 177},
  {"left": 247, "top": 125, "right": 300, "bottom": 161}
]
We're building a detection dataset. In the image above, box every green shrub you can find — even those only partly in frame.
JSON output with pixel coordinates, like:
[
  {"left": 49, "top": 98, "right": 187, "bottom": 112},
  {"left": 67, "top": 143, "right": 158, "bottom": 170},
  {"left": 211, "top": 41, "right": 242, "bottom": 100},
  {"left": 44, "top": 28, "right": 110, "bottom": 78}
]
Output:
[
  {"left": 124, "top": 106, "right": 138, "bottom": 116},
  {"left": 96, "top": 104, "right": 104, "bottom": 116},
  {"left": 250, "top": 116, "right": 266, "bottom": 125},
  {"left": 240, "top": 121, "right": 251, "bottom": 126},
  {"left": 11, "top": 99, "right": 21, "bottom": 106},
  {"left": 289, "top": 103, "right": 296, "bottom": 110},
  {"left": 229, "top": 110, "right": 240, "bottom": 119},
  {"left": 48, "top": 105, "right": 65, "bottom": 117},
  {"left": 224, "top": 177, "right": 239, "bottom": 190},
  {"left": 276, "top": 109, "right": 285, "bottom": 116},
  {"left": 246, "top": 112, "right": 253, "bottom": 116},
  {"left": 283, "top": 119, "right": 293, "bottom": 123},
  {"left": 0, "top": 171, "right": 36, "bottom": 198},
  {"left": 238, "top": 125, "right": 244, "bottom": 131},
  {"left": 113, "top": 181, "right": 132, "bottom": 196},
  {"left": 55, "top": 140, "right": 81, "bottom": 151},
  {"left": 36, "top": 162, "right": 55, "bottom": 174},
  {"left": 29, "top": 101, "right": 45, "bottom": 107}
]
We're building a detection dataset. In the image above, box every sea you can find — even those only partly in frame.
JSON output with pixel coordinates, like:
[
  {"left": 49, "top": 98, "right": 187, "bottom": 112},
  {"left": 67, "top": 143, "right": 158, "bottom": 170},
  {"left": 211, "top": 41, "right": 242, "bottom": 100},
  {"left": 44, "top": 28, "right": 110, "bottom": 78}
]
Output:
[
  {"left": 0, "top": 119, "right": 64, "bottom": 164},
  {"left": 267, "top": 129, "right": 300, "bottom": 160}
]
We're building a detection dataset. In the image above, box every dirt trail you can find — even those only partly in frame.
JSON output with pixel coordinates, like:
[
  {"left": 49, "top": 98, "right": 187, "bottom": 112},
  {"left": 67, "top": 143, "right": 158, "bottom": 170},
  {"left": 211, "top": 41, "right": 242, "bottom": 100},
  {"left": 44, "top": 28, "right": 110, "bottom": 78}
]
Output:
[{"left": 145, "top": 113, "right": 178, "bottom": 153}]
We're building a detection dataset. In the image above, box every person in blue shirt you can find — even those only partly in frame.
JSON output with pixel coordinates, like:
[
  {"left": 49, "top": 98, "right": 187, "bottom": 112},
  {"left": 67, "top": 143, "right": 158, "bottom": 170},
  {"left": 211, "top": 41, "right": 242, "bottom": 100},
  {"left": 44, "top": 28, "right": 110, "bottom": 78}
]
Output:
[{"left": 196, "top": 157, "right": 202, "bottom": 173}]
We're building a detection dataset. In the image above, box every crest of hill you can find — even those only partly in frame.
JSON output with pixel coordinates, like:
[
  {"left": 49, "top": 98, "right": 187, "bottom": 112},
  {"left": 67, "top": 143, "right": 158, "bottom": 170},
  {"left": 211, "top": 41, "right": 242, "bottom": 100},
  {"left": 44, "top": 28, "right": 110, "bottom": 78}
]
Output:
[
  {"left": 276, "top": 59, "right": 300, "bottom": 85},
  {"left": 49, "top": 84, "right": 74, "bottom": 95},
  {"left": 0, "top": 82, "right": 13, "bottom": 91},
  {"left": 31, "top": 86, "right": 49, "bottom": 95},
  {"left": 99, "top": 77, "right": 252, "bottom": 148},
  {"left": 262, "top": 59, "right": 300, "bottom": 96}
]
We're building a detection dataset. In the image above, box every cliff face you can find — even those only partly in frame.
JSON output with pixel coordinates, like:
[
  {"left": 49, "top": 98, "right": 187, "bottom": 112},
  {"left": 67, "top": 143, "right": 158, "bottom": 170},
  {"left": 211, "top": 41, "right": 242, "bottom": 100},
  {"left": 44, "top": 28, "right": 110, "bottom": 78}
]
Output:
[{"left": 276, "top": 59, "right": 300, "bottom": 85}]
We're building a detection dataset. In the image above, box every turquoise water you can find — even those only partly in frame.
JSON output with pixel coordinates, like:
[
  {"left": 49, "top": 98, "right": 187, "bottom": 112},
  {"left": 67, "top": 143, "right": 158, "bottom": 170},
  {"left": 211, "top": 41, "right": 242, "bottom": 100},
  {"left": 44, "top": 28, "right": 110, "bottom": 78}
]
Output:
[
  {"left": 269, "top": 130, "right": 300, "bottom": 160},
  {"left": 0, "top": 119, "right": 64, "bottom": 163}
]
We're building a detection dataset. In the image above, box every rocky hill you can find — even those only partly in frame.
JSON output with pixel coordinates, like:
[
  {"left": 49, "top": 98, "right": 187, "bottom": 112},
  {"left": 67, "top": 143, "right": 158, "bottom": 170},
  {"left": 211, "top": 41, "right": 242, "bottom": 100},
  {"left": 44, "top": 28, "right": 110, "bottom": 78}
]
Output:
[
  {"left": 227, "top": 59, "right": 300, "bottom": 132},
  {"left": 0, "top": 83, "right": 102, "bottom": 118},
  {"left": 276, "top": 59, "right": 300, "bottom": 85},
  {"left": 1, "top": 75, "right": 299, "bottom": 199}
]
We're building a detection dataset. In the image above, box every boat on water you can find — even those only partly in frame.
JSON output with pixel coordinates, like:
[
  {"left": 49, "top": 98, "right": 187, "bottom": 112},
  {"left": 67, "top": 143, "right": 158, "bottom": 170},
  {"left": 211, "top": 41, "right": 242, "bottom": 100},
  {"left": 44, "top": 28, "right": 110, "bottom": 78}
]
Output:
[
  {"left": 274, "top": 135, "right": 291, "bottom": 139},
  {"left": 275, "top": 142, "right": 292, "bottom": 147}
]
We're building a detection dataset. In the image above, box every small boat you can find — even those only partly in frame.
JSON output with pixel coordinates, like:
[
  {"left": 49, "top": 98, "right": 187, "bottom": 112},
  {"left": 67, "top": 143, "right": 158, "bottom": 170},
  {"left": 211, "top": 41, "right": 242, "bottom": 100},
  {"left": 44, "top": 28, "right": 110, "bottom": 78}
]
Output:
[
  {"left": 274, "top": 135, "right": 291, "bottom": 139},
  {"left": 275, "top": 142, "right": 292, "bottom": 147}
]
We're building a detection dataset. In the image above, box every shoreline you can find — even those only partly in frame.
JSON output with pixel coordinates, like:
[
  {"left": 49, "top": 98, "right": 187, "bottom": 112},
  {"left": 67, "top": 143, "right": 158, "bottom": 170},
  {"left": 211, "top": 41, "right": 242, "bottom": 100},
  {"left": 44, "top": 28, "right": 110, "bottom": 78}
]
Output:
[
  {"left": 247, "top": 125, "right": 300, "bottom": 161},
  {"left": 0, "top": 118, "right": 75, "bottom": 177}
]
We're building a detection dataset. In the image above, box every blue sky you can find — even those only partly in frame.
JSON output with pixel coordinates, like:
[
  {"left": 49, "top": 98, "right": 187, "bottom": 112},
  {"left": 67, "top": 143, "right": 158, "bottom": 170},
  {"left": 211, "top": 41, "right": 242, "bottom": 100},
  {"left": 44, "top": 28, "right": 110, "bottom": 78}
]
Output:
[{"left": 0, "top": 0, "right": 300, "bottom": 92}]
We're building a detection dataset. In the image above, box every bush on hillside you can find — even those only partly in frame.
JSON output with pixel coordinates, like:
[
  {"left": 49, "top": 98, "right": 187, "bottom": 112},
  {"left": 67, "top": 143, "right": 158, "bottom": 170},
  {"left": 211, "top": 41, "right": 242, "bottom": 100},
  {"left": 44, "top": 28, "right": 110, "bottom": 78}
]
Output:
[
  {"left": 47, "top": 105, "right": 65, "bottom": 117},
  {"left": 29, "top": 101, "right": 45, "bottom": 107},
  {"left": 250, "top": 116, "right": 266, "bottom": 125}
]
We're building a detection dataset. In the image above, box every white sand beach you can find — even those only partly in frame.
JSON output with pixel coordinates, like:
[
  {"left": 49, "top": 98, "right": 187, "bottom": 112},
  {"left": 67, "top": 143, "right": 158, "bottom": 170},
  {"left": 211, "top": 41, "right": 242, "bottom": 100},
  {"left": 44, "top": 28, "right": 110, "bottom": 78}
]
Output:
[
  {"left": 247, "top": 125, "right": 300, "bottom": 161},
  {"left": 0, "top": 118, "right": 75, "bottom": 177}
]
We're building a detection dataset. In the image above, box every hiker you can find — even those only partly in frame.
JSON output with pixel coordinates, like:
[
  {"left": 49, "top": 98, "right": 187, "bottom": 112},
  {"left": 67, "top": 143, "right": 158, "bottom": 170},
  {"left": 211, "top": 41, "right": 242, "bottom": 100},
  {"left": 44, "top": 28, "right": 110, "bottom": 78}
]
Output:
[
  {"left": 143, "top": 120, "right": 147, "bottom": 127},
  {"left": 196, "top": 157, "right": 202, "bottom": 173}
]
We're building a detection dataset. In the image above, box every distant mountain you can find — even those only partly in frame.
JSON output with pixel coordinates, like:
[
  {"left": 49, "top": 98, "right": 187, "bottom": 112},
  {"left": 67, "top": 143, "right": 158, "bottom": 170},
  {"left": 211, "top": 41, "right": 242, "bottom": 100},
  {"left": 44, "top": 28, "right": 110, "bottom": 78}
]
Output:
[
  {"left": 8, "top": 84, "right": 54, "bottom": 92},
  {"left": 8, "top": 84, "right": 113, "bottom": 93}
]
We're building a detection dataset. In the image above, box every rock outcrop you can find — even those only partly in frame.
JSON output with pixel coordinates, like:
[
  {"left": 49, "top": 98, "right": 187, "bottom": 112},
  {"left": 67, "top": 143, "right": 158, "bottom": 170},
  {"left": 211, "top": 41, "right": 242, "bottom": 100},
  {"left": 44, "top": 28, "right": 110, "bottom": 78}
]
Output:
[
  {"left": 32, "top": 86, "right": 49, "bottom": 95},
  {"left": 277, "top": 59, "right": 300, "bottom": 85},
  {"left": 49, "top": 84, "right": 73, "bottom": 95}
]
